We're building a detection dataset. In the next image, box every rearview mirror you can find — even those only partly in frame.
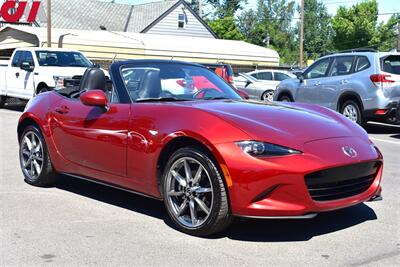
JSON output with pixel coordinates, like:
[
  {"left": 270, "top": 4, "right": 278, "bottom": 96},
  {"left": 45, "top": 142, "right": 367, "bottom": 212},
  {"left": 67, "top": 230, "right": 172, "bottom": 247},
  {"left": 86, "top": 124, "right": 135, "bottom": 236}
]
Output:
[
  {"left": 80, "top": 90, "right": 108, "bottom": 109},
  {"left": 20, "top": 62, "right": 34, "bottom": 72}
]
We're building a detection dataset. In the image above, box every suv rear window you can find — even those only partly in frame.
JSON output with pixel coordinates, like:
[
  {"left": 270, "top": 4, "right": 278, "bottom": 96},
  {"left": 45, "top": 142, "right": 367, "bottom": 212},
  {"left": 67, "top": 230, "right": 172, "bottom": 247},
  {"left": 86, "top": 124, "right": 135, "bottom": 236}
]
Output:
[{"left": 381, "top": 55, "right": 400, "bottom": 75}]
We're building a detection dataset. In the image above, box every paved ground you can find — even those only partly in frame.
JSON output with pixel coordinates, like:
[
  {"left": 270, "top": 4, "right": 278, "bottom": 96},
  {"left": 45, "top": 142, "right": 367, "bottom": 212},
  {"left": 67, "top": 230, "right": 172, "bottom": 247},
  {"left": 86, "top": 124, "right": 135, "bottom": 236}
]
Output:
[{"left": 0, "top": 104, "right": 399, "bottom": 267}]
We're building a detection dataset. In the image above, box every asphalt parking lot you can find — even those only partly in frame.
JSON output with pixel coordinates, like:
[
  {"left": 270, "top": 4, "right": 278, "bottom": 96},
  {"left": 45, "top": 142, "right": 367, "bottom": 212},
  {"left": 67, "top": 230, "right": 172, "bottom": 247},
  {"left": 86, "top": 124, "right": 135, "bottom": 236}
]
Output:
[{"left": 0, "top": 104, "right": 399, "bottom": 267}]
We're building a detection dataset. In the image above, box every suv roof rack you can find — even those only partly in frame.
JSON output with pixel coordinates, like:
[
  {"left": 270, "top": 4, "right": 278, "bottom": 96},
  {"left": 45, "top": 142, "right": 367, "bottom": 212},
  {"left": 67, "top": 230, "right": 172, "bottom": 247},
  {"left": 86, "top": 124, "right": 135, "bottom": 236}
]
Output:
[{"left": 337, "top": 48, "right": 377, "bottom": 54}]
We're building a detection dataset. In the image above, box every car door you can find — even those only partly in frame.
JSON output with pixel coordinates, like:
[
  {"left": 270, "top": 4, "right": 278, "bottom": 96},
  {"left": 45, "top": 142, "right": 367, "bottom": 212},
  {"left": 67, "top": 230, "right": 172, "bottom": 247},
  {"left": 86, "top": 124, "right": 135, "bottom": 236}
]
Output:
[
  {"left": 20, "top": 51, "right": 36, "bottom": 98},
  {"left": 321, "top": 56, "right": 356, "bottom": 109},
  {"left": 51, "top": 87, "right": 130, "bottom": 181},
  {"left": 296, "top": 57, "right": 333, "bottom": 104},
  {"left": 6, "top": 51, "right": 23, "bottom": 96}
]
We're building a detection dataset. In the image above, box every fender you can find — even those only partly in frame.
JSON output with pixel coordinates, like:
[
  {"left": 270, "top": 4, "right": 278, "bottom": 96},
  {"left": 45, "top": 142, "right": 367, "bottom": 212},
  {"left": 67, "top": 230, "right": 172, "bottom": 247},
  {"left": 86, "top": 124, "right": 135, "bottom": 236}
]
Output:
[{"left": 336, "top": 91, "right": 364, "bottom": 111}]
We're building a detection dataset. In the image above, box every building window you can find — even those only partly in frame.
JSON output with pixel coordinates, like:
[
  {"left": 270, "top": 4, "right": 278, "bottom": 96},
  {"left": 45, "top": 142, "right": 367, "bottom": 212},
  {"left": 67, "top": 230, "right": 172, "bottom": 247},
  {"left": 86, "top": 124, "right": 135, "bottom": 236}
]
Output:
[{"left": 178, "top": 13, "right": 186, "bottom": 28}]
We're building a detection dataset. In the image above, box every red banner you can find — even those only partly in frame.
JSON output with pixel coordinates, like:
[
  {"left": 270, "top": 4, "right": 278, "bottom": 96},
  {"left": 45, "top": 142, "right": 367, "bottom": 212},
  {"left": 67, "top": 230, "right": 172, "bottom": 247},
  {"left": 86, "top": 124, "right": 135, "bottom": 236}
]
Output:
[{"left": 1, "top": 0, "right": 41, "bottom": 23}]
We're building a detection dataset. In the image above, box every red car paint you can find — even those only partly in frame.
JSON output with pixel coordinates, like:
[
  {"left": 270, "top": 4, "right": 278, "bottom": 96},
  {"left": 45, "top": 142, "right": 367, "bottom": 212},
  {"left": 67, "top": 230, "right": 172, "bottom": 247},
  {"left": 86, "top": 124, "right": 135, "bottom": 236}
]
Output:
[{"left": 18, "top": 60, "right": 383, "bottom": 218}]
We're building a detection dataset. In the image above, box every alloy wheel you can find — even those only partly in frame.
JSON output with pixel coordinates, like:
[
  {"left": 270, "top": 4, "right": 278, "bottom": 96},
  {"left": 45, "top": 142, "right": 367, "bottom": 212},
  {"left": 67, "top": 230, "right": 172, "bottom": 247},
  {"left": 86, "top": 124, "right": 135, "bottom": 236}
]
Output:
[
  {"left": 20, "top": 131, "right": 44, "bottom": 180},
  {"left": 342, "top": 104, "right": 359, "bottom": 123},
  {"left": 262, "top": 91, "right": 274, "bottom": 102},
  {"left": 165, "top": 157, "right": 214, "bottom": 228}
]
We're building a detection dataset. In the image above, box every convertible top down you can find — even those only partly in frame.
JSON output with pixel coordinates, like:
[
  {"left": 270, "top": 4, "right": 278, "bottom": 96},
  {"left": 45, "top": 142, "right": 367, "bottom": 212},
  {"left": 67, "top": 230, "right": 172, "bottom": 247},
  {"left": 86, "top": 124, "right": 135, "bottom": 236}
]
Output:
[{"left": 18, "top": 60, "right": 383, "bottom": 236}]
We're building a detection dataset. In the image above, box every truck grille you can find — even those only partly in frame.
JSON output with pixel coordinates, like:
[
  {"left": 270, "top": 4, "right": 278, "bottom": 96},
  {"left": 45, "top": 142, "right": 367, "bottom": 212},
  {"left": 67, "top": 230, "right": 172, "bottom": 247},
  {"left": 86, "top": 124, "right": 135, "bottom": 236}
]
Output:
[{"left": 305, "top": 161, "right": 380, "bottom": 201}]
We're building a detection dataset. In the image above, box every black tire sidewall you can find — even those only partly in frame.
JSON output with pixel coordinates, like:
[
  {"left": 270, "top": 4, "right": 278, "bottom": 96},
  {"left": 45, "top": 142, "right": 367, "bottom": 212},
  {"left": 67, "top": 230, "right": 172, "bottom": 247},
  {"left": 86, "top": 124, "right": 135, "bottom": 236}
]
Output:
[
  {"left": 279, "top": 95, "right": 292, "bottom": 102},
  {"left": 162, "top": 147, "right": 229, "bottom": 236}
]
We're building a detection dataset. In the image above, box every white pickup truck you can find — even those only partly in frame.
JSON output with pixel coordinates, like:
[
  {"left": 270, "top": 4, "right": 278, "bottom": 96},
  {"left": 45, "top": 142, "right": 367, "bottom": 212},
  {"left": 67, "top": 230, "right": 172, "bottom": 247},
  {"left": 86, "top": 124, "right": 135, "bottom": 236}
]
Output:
[{"left": 0, "top": 47, "right": 104, "bottom": 107}]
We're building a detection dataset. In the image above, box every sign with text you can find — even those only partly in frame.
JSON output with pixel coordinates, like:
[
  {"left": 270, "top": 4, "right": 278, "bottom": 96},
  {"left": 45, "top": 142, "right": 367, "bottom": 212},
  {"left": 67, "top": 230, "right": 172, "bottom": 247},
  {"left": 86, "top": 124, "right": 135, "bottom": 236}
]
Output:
[{"left": 1, "top": 0, "right": 41, "bottom": 23}]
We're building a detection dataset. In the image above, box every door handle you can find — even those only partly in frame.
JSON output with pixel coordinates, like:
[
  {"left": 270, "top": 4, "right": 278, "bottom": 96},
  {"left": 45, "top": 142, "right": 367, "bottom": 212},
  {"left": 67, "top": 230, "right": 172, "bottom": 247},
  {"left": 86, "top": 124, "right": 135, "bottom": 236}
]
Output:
[
  {"left": 340, "top": 79, "right": 348, "bottom": 85},
  {"left": 15, "top": 72, "right": 19, "bottom": 78},
  {"left": 313, "top": 81, "right": 321, "bottom": 86},
  {"left": 55, "top": 106, "right": 69, "bottom": 114}
]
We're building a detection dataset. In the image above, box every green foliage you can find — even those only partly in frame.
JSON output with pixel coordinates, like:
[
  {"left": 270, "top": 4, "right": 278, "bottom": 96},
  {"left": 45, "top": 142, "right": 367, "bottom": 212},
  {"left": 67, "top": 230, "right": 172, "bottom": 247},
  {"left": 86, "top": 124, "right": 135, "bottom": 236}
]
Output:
[
  {"left": 208, "top": 16, "right": 245, "bottom": 40},
  {"left": 207, "top": 0, "right": 245, "bottom": 18},
  {"left": 331, "top": 0, "right": 378, "bottom": 50},
  {"left": 300, "top": 0, "right": 333, "bottom": 60},
  {"left": 370, "top": 14, "right": 400, "bottom": 51},
  {"left": 238, "top": 0, "right": 298, "bottom": 64}
]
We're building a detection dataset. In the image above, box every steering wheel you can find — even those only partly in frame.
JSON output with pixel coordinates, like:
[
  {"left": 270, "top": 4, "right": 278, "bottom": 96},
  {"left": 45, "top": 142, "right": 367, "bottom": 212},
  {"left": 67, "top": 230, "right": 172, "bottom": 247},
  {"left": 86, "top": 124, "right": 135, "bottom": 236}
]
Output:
[{"left": 193, "top": 88, "right": 222, "bottom": 99}]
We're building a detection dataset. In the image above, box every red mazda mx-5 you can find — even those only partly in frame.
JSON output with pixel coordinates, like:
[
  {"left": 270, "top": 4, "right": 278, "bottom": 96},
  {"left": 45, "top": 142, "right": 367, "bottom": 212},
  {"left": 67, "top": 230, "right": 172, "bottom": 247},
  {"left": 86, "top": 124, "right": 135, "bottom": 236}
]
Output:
[{"left": 18, "top": 60, "right": 383, "bottom": 236}]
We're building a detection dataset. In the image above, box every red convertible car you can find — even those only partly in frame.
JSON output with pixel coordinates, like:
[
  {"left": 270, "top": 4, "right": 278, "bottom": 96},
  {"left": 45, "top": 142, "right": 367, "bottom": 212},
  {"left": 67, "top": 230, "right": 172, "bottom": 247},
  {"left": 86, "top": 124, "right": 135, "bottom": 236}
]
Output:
[{"left": 18, "top": 60, "right": 383, "bottom": 236}]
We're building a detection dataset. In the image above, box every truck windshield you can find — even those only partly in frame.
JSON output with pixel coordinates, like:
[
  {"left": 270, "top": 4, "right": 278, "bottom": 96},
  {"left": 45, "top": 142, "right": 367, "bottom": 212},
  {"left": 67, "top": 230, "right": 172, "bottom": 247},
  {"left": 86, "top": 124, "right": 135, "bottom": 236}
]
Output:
[{"left": 35, "top": 51, "right": 93, "bottom": 67}]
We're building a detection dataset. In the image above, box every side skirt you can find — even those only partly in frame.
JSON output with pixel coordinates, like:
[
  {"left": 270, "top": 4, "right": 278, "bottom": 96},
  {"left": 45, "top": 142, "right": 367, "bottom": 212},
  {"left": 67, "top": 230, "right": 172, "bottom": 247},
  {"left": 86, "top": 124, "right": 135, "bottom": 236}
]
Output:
[{"left": 61, "top": 173, "right": 163, "bottom": 201}]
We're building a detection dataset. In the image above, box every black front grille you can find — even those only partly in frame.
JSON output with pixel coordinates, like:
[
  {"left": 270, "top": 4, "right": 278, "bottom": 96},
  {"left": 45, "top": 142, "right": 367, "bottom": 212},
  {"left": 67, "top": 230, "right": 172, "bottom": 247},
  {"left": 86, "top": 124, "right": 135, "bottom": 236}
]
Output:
[{"left": 305, "top": 161, "right": 380, "bottom": 201}]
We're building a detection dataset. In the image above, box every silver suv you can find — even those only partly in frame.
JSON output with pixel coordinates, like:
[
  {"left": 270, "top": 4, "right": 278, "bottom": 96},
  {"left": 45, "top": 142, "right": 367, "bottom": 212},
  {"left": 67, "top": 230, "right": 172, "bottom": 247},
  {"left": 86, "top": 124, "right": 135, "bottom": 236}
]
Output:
[{"left": 274, "top": 50, "right": 400, "bottom": 125}]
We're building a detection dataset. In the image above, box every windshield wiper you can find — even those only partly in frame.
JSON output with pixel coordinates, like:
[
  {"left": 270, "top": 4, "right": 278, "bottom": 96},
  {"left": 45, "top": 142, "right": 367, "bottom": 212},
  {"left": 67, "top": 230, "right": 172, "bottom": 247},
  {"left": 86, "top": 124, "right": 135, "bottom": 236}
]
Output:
[
  {"left": 135, "top": 97, "right": 189, "bottom": 103},
  {"left": 203, "top": 96, "right": 231, "bottom": 100}
]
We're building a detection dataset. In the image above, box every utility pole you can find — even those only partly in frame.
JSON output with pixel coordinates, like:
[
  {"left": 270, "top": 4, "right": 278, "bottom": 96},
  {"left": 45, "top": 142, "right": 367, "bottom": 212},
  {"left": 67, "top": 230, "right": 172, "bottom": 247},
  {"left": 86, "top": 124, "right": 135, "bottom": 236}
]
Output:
[
  {"left": 299, "top": 0, "right": 304, "bottom": 68},
  {"left": 198, "top": 0, "right": 202, "bottom": 18},
  {"left": 47, "top": 0, "right": 52, "bottom": 47},
  {"left": 397, "top": 21, "right": 400, "bottom": 52}
]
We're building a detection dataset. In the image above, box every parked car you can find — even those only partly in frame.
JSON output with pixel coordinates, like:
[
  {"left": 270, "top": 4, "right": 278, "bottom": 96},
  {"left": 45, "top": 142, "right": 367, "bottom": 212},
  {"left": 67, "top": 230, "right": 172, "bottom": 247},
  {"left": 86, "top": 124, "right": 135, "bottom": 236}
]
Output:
[
  {"left": 0, "top": 47, "right": 106, "bottom": 107},
  {"left": 201, "top": 63, "right": 249, "bottom": 99},
  {"left": 236, "top": 69, "right": 296, "bottom": 89},
  {"left": 18, "top": 60, "right": 383, "bottom": 236},
  {"left": 235, "top": 73, "right": 276, "bottom": 101},
  {"left": 274, "top": 49, "right": 400, "bottom": 125}
]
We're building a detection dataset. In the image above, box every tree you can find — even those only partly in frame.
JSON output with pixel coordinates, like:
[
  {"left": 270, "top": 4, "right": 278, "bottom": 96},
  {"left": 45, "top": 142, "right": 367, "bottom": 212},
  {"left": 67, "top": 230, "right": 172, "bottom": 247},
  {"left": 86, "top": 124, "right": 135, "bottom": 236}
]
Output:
[
  {"left": 331, "top": 0, "right": 378, "bottom": 51},
  {"left": 238, "top": 0, "right": 298, "bottom": 64},
  {"left": 208, "top": 16, "right": 245, "bottom": 40},
  {"left": 370, "top": 14, "right": 400, "bottom": 51},
  {"left": 299, "top": 0, "right": 333, "bottom": 60},
  {"left": 207, "top": 0, "right": 245, "bottom": 18}
]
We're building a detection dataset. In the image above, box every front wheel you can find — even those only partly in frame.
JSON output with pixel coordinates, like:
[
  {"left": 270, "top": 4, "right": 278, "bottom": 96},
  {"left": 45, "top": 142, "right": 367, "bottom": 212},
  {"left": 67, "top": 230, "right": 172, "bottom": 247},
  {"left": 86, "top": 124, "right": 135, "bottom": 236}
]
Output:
[
  {"left": 19, "top": 125, "right": 57, "bottom": 186},
  {"left": 162, "top": 147, "right": 232, "bottom": 236}
]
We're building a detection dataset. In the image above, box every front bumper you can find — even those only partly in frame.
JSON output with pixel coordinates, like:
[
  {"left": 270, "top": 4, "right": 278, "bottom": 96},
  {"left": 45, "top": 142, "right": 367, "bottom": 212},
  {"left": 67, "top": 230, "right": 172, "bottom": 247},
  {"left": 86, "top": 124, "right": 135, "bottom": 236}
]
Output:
[{"left": 216, "top": 137, "right": 383, "bottom": 218}]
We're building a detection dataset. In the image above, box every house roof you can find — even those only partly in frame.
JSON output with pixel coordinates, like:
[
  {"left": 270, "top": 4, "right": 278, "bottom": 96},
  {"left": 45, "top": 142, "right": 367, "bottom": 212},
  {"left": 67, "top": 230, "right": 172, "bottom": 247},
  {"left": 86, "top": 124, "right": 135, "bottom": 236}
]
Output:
[{"left": 36, "top": 0, "right": 181, "bottom": 32}]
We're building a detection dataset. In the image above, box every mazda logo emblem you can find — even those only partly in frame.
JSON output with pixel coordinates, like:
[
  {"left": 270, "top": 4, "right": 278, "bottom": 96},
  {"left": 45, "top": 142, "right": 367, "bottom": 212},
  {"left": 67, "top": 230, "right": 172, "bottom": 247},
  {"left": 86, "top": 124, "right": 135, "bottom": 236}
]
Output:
[{"left": 342, "top": 146, "right": 358, "bottom": 158}]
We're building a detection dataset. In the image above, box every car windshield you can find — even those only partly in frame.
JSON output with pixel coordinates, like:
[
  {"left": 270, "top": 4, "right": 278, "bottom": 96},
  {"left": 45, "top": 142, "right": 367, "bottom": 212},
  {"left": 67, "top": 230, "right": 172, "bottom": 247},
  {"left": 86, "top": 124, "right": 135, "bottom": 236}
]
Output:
[
  {"left": 120, "top": 63, "right": 242, "bottom": 102},
  {"left": 35, "top": 51, "right": 93, "bottom": 67}
]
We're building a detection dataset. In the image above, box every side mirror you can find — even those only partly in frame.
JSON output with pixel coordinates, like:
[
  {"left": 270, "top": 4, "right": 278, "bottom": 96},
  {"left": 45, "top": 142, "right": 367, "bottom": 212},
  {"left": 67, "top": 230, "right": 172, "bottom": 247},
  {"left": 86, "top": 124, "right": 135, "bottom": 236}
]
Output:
[
  {"left": 93, "top": 63, "right": 100, "bottom": 68},
  {"left": 21, "top": 62, "right": 34, "bottom": 72},
  {"left": 80, "top": 90, "right": 108, "bottom": 108},
  {"left": 296, "top": 72, "right": 304, "bottom": 83},
  {"left": 245, "top": 80, "right": 252, "bottom": 87}
]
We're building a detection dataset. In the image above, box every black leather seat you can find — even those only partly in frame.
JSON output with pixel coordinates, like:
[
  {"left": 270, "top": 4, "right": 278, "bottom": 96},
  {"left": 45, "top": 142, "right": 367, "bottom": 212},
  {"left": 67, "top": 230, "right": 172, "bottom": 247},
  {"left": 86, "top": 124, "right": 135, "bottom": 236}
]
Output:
[
  {"left": 138, "top": 69, "right": 162, "bottom": 99},
  {"left": 79, "top": 68, "right": 106, "bottom": 92}
]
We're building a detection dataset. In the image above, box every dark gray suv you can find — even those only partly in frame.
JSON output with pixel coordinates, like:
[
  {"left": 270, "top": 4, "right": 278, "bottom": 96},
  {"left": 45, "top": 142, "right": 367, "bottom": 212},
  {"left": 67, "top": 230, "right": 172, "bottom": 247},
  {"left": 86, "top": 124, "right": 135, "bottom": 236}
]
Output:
[{"left": 274, "top": 50, "right": 400, "bottom": 126}]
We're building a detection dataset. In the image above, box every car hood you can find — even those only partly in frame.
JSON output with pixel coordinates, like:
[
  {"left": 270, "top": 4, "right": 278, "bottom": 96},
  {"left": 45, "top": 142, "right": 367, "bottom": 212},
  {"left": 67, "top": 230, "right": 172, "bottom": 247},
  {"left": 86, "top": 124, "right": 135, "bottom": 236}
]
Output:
[{"left": 179, "top": 100, "right": 367, "bottom": 150}]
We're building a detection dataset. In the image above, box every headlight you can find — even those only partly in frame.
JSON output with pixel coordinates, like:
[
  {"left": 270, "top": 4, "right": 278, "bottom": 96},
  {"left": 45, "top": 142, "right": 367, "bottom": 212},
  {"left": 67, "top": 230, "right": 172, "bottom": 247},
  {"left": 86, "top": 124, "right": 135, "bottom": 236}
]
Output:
[
  {"left": 53, "top": 76, "right": 68, "bottom": 90},
  {"left": 236, "top": 141, "right": 302, "bottom": 157}
]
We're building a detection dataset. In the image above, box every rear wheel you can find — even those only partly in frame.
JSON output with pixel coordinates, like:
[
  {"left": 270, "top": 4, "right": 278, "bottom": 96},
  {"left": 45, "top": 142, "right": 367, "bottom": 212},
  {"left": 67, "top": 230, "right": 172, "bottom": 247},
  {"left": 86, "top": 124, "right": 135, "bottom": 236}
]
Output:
[
  {"left": 261, "top": 90, "right": 275, "bottom": 102},
  {"left": 278, "top": 94, "right": 292, "bottom": 102},
  {"left": 162, "top": 147, "right": 232, "bottom": 236},
  {"left": 340, "top": 100, "right": 364, "bottom": 126},
  {"left": 19, "top": 125, "right": 57, "bottom": 186}
]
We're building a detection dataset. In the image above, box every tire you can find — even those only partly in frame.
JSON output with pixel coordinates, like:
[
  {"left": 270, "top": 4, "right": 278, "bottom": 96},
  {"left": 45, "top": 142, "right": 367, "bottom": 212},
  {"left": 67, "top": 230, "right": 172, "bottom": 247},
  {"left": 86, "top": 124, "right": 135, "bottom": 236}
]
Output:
[
  {"left": 19, "top": 125, "right": 57, "bottom": 187},
  {"left": 340, "top": 100, "right": 365, "bottom": 126},
  {"left": 0, "top": 95, "right": 5, "bottom": 108},
  {"left": 162, "top": 147, "right": 232, "bottom": 236},
  {"left": 37, "top": 86, "right": 49, "bottom": 95},
  {"left": 278, "top": 94, "right": 292, "bottom": 102},
  {"left": 261, "top": 90, "right": 275, "bottom": 102}
]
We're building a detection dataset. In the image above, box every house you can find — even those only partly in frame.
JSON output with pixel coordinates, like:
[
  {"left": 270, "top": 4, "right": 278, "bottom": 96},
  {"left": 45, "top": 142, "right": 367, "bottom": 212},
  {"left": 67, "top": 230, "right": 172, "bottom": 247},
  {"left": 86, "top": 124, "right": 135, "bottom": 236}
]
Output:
[
  {"left": 0, "top": 26, "right": 280, "bottom": 72},
  {"left": 0, "top": 0, "right": 217, "bottom": 39}
]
